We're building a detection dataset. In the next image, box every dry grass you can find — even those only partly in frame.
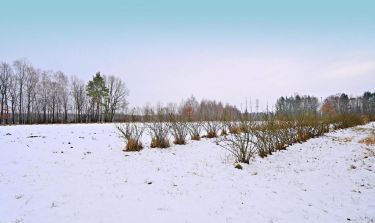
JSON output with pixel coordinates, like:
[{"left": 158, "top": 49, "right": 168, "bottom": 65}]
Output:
[
  {"left": 359, "top": 133, "right": 375, "bottom": 146},
  {"left": 125, "top": 138, "right": 143, "bottom": 152},
  {"left": 205, "top": 131, "right": 218, "bottom": 138},
  {"left": 358, "top": 127, "right": 375, "bottom": 146},
  {"left": 173, "top": 138, "right": 186, "bottom": 145},
  {"left": 150, "top": 137, "right": 170, "bottom": 148},
  {"left": 190, "top": 134, "right": 201, "bottom": 141},
  {"left": 228, "top": 126, "right": 242, "bottom": 134}
]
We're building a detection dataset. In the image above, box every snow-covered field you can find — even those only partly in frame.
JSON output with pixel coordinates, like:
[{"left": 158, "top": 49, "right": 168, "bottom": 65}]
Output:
[{"left": 0, "top": 123, "right": 374, "bottom": 223}]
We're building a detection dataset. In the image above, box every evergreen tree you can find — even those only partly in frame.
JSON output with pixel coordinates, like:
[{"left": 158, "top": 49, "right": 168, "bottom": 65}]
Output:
[{"left": 86, "top": 72, "right": 108, "bottom": 122}]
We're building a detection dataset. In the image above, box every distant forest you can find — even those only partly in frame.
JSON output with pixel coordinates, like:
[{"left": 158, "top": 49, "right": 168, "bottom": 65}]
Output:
[{"left": 1, "top": 58, "right": 375, "bottom": 125}]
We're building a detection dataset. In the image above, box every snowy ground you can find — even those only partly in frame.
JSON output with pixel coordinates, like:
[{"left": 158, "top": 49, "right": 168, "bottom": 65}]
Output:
[{"left": 0, "top": 123, "right": 374, "bottom": 223}]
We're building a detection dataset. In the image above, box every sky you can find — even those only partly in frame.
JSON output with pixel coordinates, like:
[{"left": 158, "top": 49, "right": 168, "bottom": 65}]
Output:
[{"left": 1, "top": 0, "right": 375, "bottom": 111}]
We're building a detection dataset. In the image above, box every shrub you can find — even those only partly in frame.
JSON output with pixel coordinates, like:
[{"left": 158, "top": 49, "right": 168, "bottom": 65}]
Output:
[
  {"left": 116, "top": 123, "right": 144, "bottom": 152},
  {"left": 147, "top": 122, "right": 170, "bottom": 148},
  {"left": 217, "top": 120, "right": 257, "bottom": 163},
  {"left": 221, "top": 125, "right": 228, "bottom": 136},
  {"left": 227, "top": 122, "right": 242, "bottom": 134},
  {"left": 188, "top": 122, "right": 203, "bottom": 140},
  {"left": 222, "top": 112, "right": 369, "bottom": 164},
  {"left": 169, "top": 115, "right": 189, "bottom": 145},
  {"left": 203, "top": 121, "right": 221, "bottom": 138},
  {"left": 330, "top": 114, "right": 365, "bottom": 130},
  {"left": 150, "top": 137, "right": 170, "bottom": 148}
]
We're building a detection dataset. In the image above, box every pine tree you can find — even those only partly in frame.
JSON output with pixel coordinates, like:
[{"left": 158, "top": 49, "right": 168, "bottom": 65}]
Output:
[{"left": 86, "top": 72, "right": 108, "bottom": 122}]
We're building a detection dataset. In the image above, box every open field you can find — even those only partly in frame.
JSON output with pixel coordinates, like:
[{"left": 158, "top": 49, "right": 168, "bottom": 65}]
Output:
[{"left": 1, "top": 123, "right": 375, "bottom": 223}]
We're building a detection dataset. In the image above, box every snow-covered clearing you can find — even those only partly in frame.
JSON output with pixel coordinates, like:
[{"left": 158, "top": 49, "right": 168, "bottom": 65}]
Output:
[{"left": 0, "top": 123, "right": 374, "bottom": 223}]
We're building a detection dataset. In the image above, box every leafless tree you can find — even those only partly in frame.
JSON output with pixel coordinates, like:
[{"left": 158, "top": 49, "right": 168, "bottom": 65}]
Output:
[
  {"left": 38, "top": 71, "right": 52, "bottom": 123},
  {"left": 104, "top": 75, "right": 129, "bottom": 122},
  {"left": 8, "top": 74, "right": 18, "bottom": 124},
  {"left": 71, "top": 75, "right": 86, "bottom": 123},
  {"left": 56, "top": 71, "right": 69, "bottom": 123},
  {"left": 13, "top": 59, "right": 29, "bottom": 124},
  {"left": 25, "top": 65, "right": 39, "bottom": 124},
  {"left": 0, "top": 62, "right": 12, "bottom": 124}
]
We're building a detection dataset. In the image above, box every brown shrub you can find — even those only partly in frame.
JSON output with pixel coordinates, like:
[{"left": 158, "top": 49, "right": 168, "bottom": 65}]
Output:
[
  {"left": 190, "top": 134, "right": 201, "bottom": 141},
  {"left": 150, "top": 137, "right": 170, "bottom": 148},
  {"left": 173, "top": 137, "right": 186, "bottom": 145},
  {"left": 228, "top": 126, "right": 242, "bottom": 134},
  {"left": 147, "top": 122, "right": 170, "bottom": 148},
  {"left": 203, "top": 121, "right": 220, "bottom": 138},
  {"left": 206, "top": 131, "right": 218, "bottom": 138},
  {"left": 125, "top": 138, "right": 143, "bottom": 152},
  {"left": 188, "top": 122, "right": 202, "bottom": 141},
  {"left": 116, "top": 123, "right": 145, "bottom": 152},
  {"left": 169, "top": 119, "right": 189, "bottom": 145}
]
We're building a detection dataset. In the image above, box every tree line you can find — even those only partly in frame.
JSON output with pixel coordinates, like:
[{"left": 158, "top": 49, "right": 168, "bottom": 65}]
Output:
[
  {"left": 1, "top": 58, "right": 374, "bottom": 125},
  {"left": 126, "top": 95, "right": 242, "bottom": 122},
  {"left": 0, "top": 59, "right": 128, "bottom": 124},
  {"left": 126, "top": 92, "right": 375, "bottom": 123},
  {"left": 275, "top": 92, "right": 375, "bottom": 117}
]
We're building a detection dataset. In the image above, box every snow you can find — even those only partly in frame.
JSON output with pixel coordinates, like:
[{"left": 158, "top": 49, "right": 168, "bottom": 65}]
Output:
[{"left": 0, "top": 123, "right": 374, "bottom": 223}]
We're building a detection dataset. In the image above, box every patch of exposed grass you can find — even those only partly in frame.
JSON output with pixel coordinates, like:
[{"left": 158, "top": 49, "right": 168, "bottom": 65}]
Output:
[{"left": 359, "top": 132, "right": 375, "bottom": 146}]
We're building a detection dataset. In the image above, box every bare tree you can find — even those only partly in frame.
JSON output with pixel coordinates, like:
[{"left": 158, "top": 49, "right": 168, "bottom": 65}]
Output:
[
  {"left": 8, "top": 74, "right": 18, "bottom": 124},
  {"left": 56, "top": 71, "right": 69, "bottom": 123},
  {"left": 71, "top": 76, "right": 86, "bottom": 123},
  {"left": 25, "top": 65, "right": 39, "bottom": 124},
  {"left": 104, "top": 75, "right": 129, "bottom": 122},
  {"left": 13, "top": 59, "right": 29, "bottom": 124},
  {"left": 0, "top": 62, "right": 12, "bottom": 124},
  {"left": 37, "top": 71, "right": 52, "bottom": 123}
]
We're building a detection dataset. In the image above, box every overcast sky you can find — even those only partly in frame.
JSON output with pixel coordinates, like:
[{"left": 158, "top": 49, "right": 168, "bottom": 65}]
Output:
[{"left": 1, "top": 0, "right": 374, "bottom": 111}]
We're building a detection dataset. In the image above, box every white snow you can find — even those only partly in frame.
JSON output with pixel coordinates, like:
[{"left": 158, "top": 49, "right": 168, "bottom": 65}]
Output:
[{"left": 0, "top": 123, "right": 374, "bottom": 223}]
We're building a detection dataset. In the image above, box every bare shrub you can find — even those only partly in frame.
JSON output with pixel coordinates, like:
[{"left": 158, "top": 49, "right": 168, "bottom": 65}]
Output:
[
  {"left": 221, "top": 124, "right": 228, "bottom": 136},
  {"left": 252, "top": 117, "right": 295, "bottom": 157},
  {"left": 252, "top": 123, "right": 276, "bottom": 157},
  {"left": 188, "top": 122, "right": 203, "bottom": 140},
  {"left": 116, "top": 123, "right": 144, "bottom": 151},
  {"left": 147, "top": 122, "right": 170, "bottom": 148},
  {"left": 217, "top": 120, "right": 257, "bottom": 163},
  {"left": 227, "top": 122, "right": 242, "bottom": 134},
  {"left": 219, "top": 107, "right": 370, "bottom": 163},
  {"left": 169, "top": 114, "right": 189, "bottom": 145},
  {"left": 314, "top": 118, "right": 330, "bottom": 136},
  {"left": 331, "top": 114, "right": 365, "bottom": 130},
  {"left": 296, "top": 114, "right": 332, "bottom": 143},
  {"left": 203, "top": 121, "right": 221, "bottom": 138}
]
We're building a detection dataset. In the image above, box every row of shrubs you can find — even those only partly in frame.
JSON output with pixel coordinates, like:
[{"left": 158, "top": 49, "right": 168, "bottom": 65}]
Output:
[
  {"left": 218, "top": 114, "right": 369, "bottom": 163},
  {"left": 116, "top": 113, "right": 370, "bottom": 164},
  {"left": 116, "top": 119, "right": 224, "bottom": 151}
]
